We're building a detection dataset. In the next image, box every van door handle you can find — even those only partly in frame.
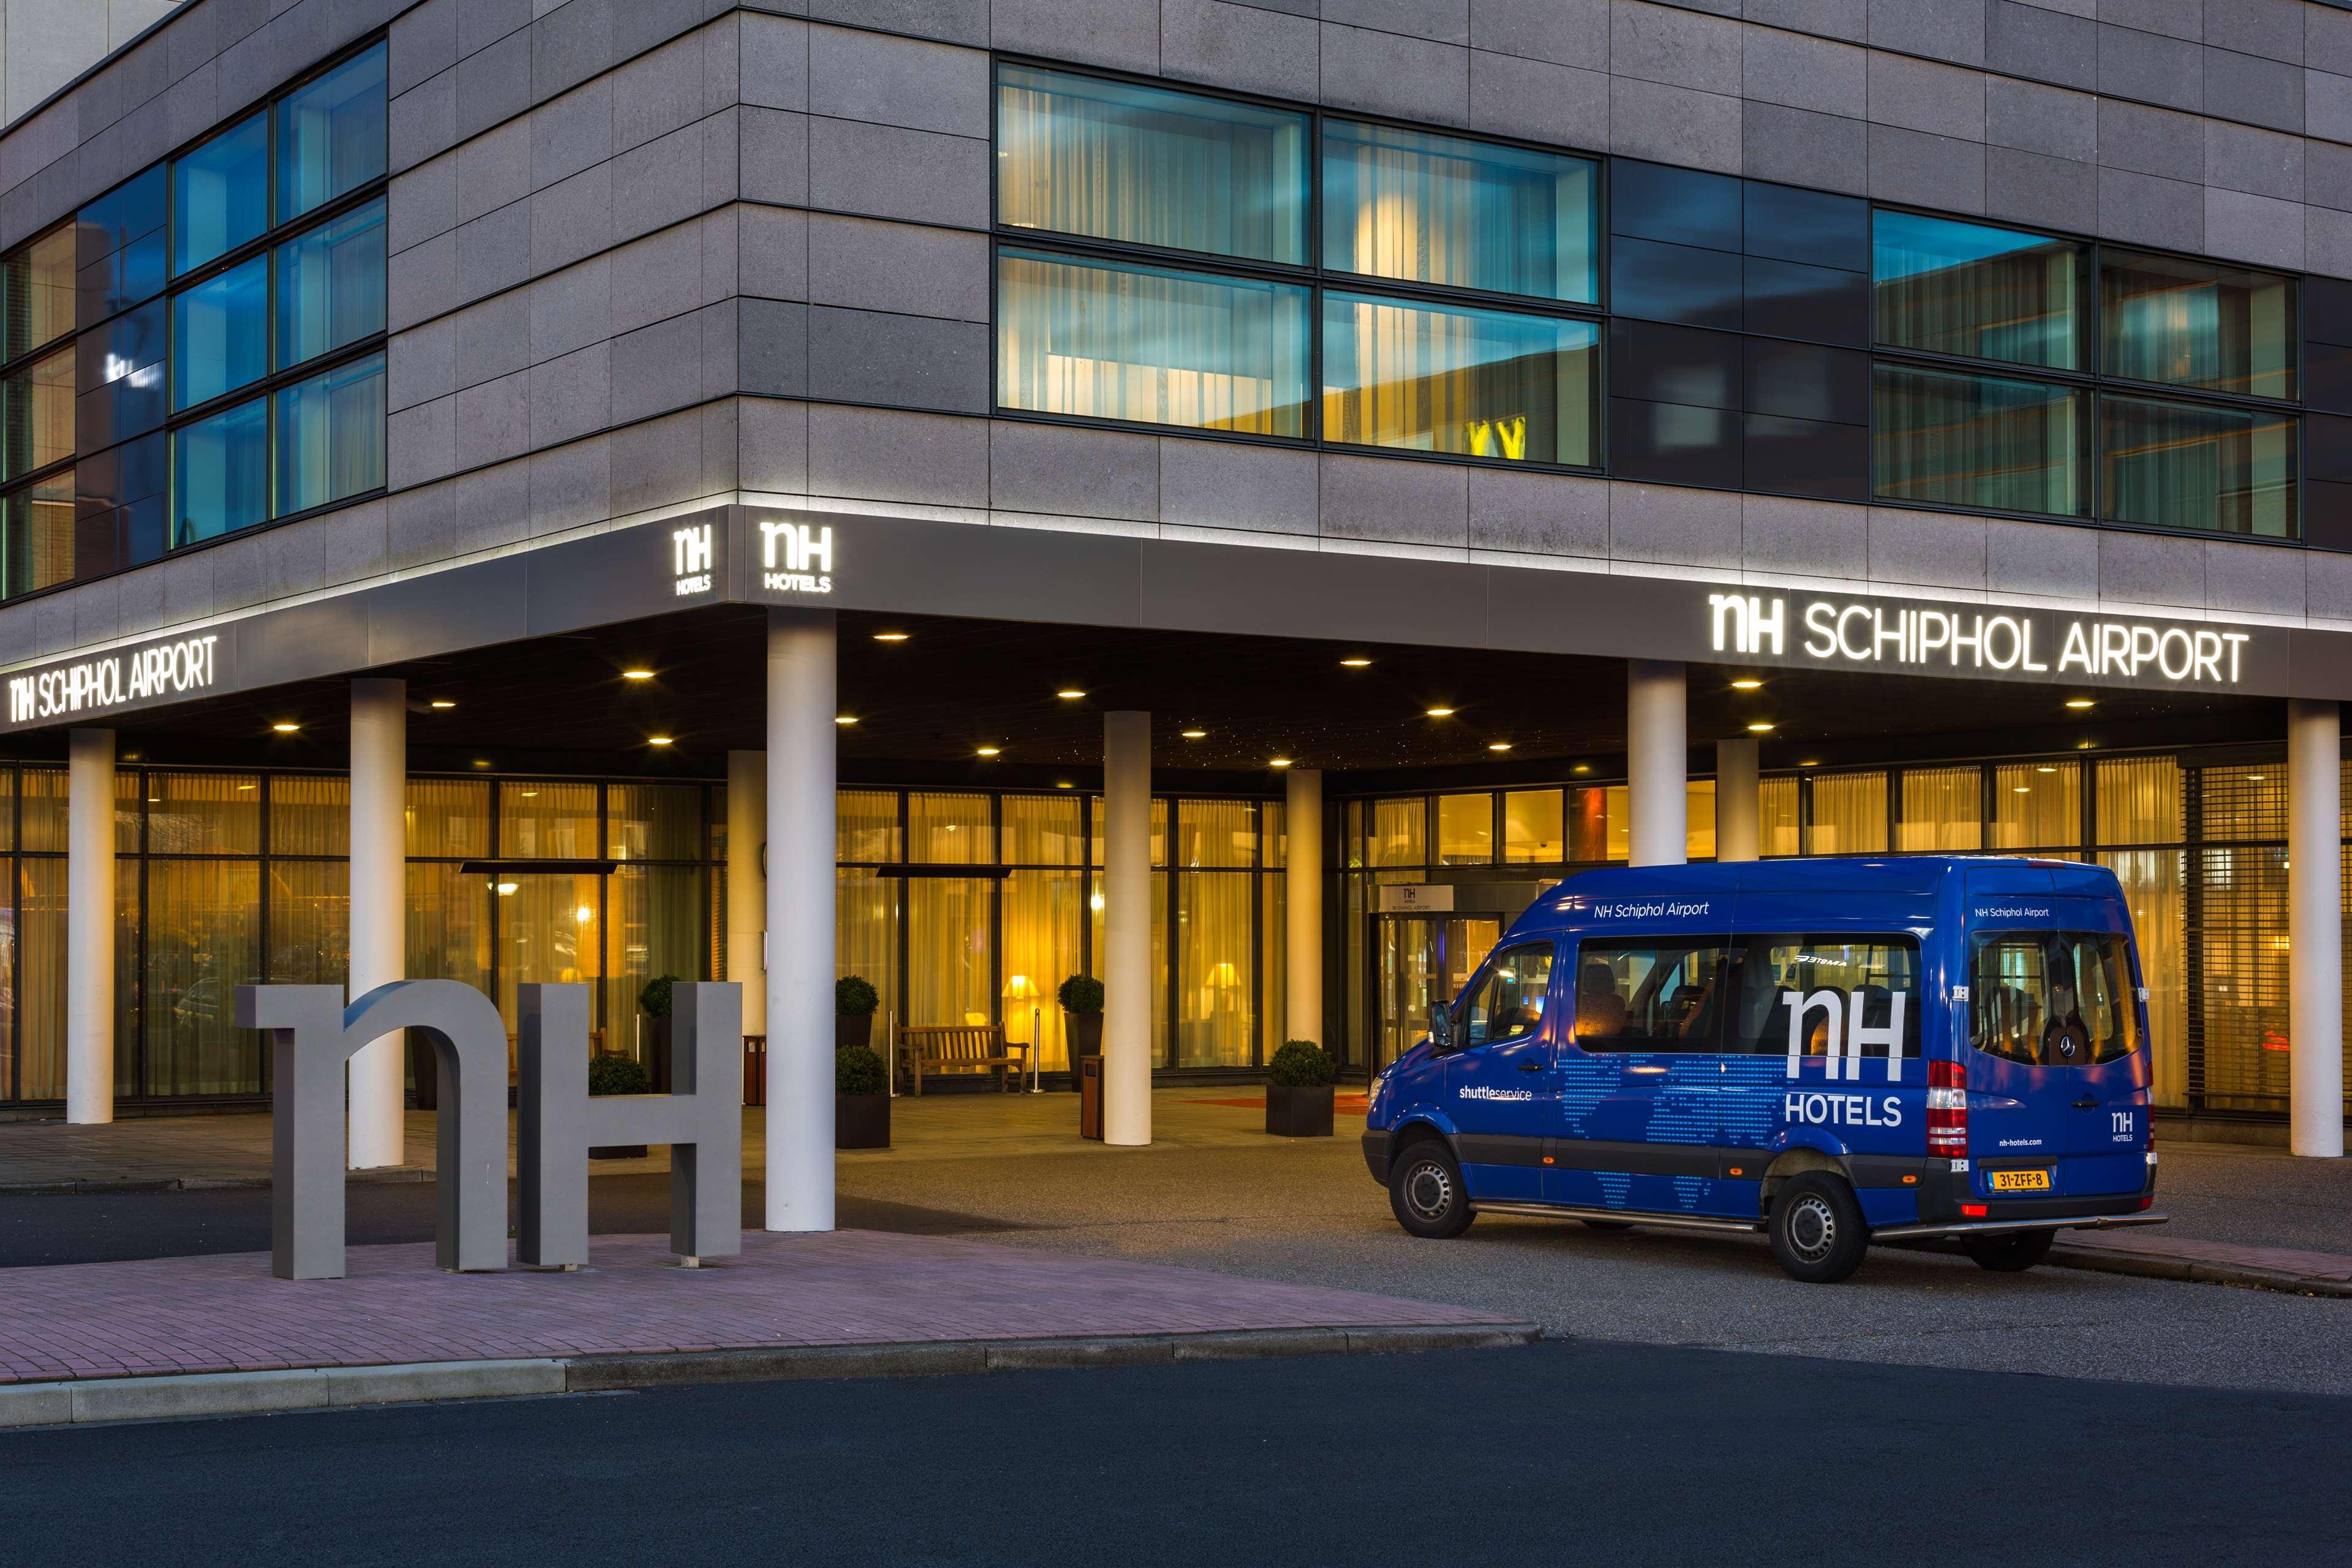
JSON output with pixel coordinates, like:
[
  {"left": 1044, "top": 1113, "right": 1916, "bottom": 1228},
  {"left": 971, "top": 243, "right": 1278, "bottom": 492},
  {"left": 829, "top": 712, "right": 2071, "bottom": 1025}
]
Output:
[
  {"left": 2072, "top": 1097, "right": 2098, "bottom": 1109},
  {"left": 1517, "top": 1061, "right": 1545, "bottom": 1072}
]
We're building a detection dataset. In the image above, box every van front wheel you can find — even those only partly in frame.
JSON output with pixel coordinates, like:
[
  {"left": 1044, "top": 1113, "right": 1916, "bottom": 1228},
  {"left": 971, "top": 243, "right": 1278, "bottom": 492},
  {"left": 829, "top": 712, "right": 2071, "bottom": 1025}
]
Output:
[
  {"left": 1389, "top": 1142, "right": 1474, "bottom": 1239},
  {"left": 1962, "top": 1229, "right": 2056, "bottom": 1272},
  {"left": 1768, "top": 1173, "right": 1869, "bottom": 1283}
]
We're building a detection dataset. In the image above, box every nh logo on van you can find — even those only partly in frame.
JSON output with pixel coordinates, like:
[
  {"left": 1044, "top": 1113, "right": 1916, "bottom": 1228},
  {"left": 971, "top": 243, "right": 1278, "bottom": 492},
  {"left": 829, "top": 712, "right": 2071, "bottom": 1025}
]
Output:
[
  {"left": 1783, "top": 989, "right": 1909, "bottom": 1083},
  {"left": 759, "top": 520, "right": 834, "bottom": 595}
]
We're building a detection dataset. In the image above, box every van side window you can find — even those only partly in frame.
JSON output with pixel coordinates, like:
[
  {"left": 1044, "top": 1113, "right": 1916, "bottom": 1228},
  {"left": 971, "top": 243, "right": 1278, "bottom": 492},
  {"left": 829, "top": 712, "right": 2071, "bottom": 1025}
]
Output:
[
  {"left": 1461, "top": 943, "right": 1556, "bottom": 1048},
  {"left": 1572, "top": 940, "right": 1729, "bottom": 1052},
  {"left": 1970, "top": 932, "right": 2139, "bottom": 1067},
  {"left": 1723, "top": 935, "right": 1923, "bottom": 1064}
]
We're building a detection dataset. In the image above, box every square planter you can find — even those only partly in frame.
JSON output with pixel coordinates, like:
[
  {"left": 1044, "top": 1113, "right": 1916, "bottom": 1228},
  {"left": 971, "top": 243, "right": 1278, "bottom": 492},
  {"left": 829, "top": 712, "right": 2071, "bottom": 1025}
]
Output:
[
  {"left": 837, "top": 1092, "right": 890, "bottom": 1150},
  {"left": 1266, "top": 1083, "right": 1334, "bottom": 1137},
  {"left": 1065, "top": 1012, "right": 1102, "bottom": 1092}
]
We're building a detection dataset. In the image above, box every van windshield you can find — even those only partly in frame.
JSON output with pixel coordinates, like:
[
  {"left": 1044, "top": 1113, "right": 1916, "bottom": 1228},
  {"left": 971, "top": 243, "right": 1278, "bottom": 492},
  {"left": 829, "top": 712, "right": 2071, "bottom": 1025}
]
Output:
[{"left": 1970, "top": 931, "right": 2138, "bottom": 1066}]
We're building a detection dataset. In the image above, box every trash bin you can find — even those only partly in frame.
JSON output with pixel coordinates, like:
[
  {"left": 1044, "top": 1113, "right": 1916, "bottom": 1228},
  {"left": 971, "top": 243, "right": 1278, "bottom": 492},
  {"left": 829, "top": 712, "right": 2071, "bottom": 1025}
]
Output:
[{"left": 1079, "top": 1055, "right": 1103, "bottom": 1140}]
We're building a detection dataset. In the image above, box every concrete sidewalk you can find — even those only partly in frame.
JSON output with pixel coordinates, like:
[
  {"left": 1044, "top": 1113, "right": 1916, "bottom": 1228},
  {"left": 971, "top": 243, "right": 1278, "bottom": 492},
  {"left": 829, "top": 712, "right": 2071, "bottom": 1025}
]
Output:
[{"left": 0, "top": 1228, "right": 1535, "bottom": 1427}]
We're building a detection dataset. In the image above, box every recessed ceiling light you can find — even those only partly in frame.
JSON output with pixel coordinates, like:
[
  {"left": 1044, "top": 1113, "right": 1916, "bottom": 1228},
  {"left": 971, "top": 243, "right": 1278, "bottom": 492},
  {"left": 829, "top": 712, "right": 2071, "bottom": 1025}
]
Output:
[
  {"left": 1055, "top": 781, "right": 1073, "bottom": 790},
  {"left": 236, "top": 783, "right": 254, "bottom": 791},
  {"left": 976, "top": 745, "right": 1000, "bottom": 757},
  {"left": 271, "top": 722, "right": 299, "bottom": 733},
  {"left": 473, "top": 760, "right": 492, "bottom": 769},
  {"left": 1730, "top": 679, "right": 1763, "bottom": 691},
  {"left": 2065, "top": 698, "right": 2094, "bottom": 710},
  {"left": 1488, "top": 742, "right": 1513, "bottom": 752},
  {"left": 1426, "top": 707, "right": 1455, "bottom": 718},
  {"left": 2078, "top": 740, "right": 2095, "bottom": 750},
  {"left": 1341, "top": 658, "right": 1372, "bottom": 668},
  {"left": 1270, "top": 757, "right": 1293, "bottom": 768},
  {"left": 1747, "top": 722, "right": 1774, "bottom": 733},
  {"left": 1572, "top": 764, "right": 1591, "bottom": 775},
  {"left": 2246, "top": 774, "right": 2266, "bottom": 782},
  {"left": 1181, "top": 729, "right": 1207, "bottom": 739},
  {"left": 622, "top": 669, "right": 654, "bottom": 680},
  {"left": 835, "top": 715, "right": 858, "bottom": 725},
  {"left": 2037, "top": 766, "right": 2058, "bottom": 774},
  {"left": 1057, "top": 689, "right": 1086, "bottom": 699},
  {"left": 429, "top": 699, "right": 456, "bottom": 709},
  {"left": 1800, "top": 760, "right": 1820, "bottom": 767},
  {"left": 873, "top": 631, "right": 910, "bottom": 643},
  {"left": 649, "top": 736, "right": 674, "bottom": 747}
]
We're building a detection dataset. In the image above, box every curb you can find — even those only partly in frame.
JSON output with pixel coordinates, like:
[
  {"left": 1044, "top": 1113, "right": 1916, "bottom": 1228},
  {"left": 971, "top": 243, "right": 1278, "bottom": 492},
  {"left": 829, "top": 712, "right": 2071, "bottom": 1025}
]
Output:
[
  {"left": 0, "top": 1322, "right": 1541, "bottom": 1429},
  {"left": 2047, "top": 1245, "right": 2352, "bottom": 1297},
  {"left": 0, "top": 1169, "right": 434, "bottom": 1197}
]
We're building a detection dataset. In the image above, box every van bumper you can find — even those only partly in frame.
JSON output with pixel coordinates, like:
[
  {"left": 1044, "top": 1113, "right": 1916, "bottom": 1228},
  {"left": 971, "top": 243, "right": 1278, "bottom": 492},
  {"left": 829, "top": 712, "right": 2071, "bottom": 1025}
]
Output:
[
  {"left": 1362, "top": 1131, "right": 1390, "bottom": 1186},
  {"left": 1872, "top": 1211, "right": 2168, "bottom": 1241}
]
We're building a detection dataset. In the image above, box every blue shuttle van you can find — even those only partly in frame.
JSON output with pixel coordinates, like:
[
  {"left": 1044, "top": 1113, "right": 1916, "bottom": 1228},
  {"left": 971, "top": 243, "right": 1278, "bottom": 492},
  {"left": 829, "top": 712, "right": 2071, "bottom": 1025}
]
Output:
[{"left": 1362, "top": 856, "right": 2166, "bottom": 1282}]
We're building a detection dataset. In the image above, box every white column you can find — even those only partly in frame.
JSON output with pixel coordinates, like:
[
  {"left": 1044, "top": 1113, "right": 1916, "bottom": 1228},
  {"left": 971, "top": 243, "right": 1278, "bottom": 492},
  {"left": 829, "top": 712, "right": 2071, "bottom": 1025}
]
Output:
[
  {"left": 1627, "top": 660, "right": 1687, "bottom": 868},
  {"left": 1102, "top": 711, "right": 1152, "bottom": 1146},
  {"left": 1715, "top": 737, "right": 1760, "bottom": 864},
  {"left": 2288, "top": 699, "right": 2343, "bottom": 1158},
  {"left": 66, "top": 728, "right": 115, "bottom": 1125},
  {"left": 1284, "top": 768, "right": 1322, "bottom": 1050},
  {"left": 766, "top": 609, "right": 836, "bottom": 1229},
  {"left": 347, "top": 678, "right": 407, "bottom": 1169},
  {"left": 726, "top": 750, "right": 768, "bottom": 1037}
]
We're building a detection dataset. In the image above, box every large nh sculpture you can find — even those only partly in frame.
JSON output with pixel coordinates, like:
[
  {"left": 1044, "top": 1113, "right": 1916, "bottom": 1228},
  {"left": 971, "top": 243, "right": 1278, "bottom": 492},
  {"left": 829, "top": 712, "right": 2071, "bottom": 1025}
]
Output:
[{"left": 235, "top": 979, "right": 743, "bottom": 1281}]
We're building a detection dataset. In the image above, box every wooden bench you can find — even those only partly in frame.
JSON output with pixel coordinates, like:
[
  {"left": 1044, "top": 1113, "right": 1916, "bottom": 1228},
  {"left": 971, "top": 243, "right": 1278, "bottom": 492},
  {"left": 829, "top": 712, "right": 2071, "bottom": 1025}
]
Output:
[{"left": 896, "top": 1024, "right": 1028, "bottom": 1095}]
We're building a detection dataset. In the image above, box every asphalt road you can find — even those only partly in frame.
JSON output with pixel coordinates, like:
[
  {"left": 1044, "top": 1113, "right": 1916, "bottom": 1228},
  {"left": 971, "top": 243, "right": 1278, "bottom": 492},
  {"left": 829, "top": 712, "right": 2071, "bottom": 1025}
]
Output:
[{"left": 3, "top": 1341, "right": 2341, "bottom": 1567}]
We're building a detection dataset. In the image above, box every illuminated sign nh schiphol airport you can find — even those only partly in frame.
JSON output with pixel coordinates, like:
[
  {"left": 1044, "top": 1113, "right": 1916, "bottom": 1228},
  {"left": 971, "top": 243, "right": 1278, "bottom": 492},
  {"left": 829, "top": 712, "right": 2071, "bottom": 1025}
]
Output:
[
  {"left": 7, "top": 634, "right": 221, "bottom": 723},
  {"left": 1708, "top": 593, "right": 2250, "bottom": 687}
]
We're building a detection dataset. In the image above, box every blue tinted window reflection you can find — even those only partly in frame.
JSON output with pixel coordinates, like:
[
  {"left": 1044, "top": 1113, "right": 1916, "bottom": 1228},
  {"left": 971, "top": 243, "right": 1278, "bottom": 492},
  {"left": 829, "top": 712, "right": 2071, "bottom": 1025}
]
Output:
[
  {"left": 1322, "top": 120, "right": 1597, "bottom": 304},
  {"left": 1323, "top": 292, "right": 1599, "bottom": 466},
  {"left": 76, "top": 166, "right": 166, "bottom": 321},
  {"left": 276, "top": 44, "right": 388, "bottom": 223},
  {"left": 173, "top": 114, "right": 270, "bottom": 276},
  {"left": 74, "top": 298, "right": 165, "bottom": 451},
  {"left": 276, "top": 198, "right": 386, "bottom": 369},
  {"left": 1610, "top": 236, "right": 1741, "bottom": 330},
  {"left": 173, "top": 397, "right": 268, "bottom": 544},
  {"left": 172, "top": 255, "right": 267, "bottom": 410},
  {"left": 1611, "top": 160, "right": 1740, "bottom": 251},
  {"left": 274, "top": 352, "right": 385, "bottom": 514},
  {"left": 1874, "top": 210, "right": 2084, "bottom": 371}
]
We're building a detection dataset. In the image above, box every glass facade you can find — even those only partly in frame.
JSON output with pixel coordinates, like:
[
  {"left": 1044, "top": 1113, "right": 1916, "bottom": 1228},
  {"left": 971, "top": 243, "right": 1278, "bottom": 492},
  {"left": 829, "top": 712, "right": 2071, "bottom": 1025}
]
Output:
[
  {"left": 993, "top": 64, "right": 2311, "bottom": 539},
  {"left": 0, "top": 39, "right": 386, "bottom": 605}
]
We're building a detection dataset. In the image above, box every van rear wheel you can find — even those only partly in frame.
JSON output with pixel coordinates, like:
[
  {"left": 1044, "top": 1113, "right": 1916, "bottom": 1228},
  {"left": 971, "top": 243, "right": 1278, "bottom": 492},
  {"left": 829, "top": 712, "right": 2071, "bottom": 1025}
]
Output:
[
  {"left": 1768, "top": 1173, "right": 1869, "bottom": 1283},
  {"left": 1389, "top": 1142, "right": 1474, "bottom": 1239},
  {"left": 1962, "top": 1229, "right": 2056, "bottom": 1273}
]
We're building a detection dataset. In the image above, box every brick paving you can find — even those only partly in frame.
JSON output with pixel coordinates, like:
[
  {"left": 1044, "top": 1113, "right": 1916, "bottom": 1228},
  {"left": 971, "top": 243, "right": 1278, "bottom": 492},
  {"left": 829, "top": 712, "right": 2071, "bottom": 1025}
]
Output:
[{"left": 0, "top": 1229, "right": 1515, "bottom": 1385}]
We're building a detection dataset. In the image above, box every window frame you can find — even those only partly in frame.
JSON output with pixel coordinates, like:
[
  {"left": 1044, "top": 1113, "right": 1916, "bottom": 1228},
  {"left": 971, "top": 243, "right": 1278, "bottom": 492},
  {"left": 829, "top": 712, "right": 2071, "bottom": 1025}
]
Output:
[
  {"left": 0, "top": 35, "right": 390, "bottom": 608},
  {"left": 989, "top": 56, "right": 2311, "bottom": 543}
]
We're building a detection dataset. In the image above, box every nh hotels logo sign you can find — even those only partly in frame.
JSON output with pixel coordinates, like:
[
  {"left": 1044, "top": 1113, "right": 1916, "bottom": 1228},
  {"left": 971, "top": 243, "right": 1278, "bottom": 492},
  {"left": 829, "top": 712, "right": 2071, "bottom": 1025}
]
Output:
[{"left": 758, "top": 519, "right": 833, "bottom": 595}]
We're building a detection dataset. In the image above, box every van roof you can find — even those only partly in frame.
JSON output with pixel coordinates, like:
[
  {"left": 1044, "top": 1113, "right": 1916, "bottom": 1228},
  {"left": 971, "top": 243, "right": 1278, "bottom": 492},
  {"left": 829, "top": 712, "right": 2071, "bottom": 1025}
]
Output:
[{"left": 1509, "top": 856, "right": 2124, "bottom": 932}]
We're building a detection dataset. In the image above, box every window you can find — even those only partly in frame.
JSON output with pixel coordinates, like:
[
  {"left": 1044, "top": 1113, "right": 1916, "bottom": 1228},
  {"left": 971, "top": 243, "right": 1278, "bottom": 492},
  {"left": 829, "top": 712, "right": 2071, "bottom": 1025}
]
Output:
[
  {"left": 996, "top": 64, "right": 1307, "bottom": 265},
  {"left": 274, "top": 351, "right": 385, "bottom": 514},
  {"left": 1806, "top": 771, "right": 1888, "bottom": 854},
  {"left": 1, "top": 345, "right": 72, "bottom": 479},
  {"left": 1324, "top": 292, "right": 1598, "bottom": 464},
  {"left": 2102, "top": 250, "right": 2293, "bottom": 400},
  {"left": 77, "top": 166, "right": 166, "bottom": 323},
  {"left": 1970, "top": 930, "right": 2138, "bottom": 1067},
  {"left": 2, "top": 225, "right": 74, "bottom": 363},
  {"left": 2100, "top": 393, "right": 2296, "bottom": 538},
  {"left": 1461, "top": 941, "right": 1555, "bottom": 1047},
  {"left": 1322, "top": 120, "right": 1596, "bottom": 304},
  {"left": 172, "top": 113, "right": 270, "bottom": 277},
  {"left": 1436, "top": 793, "right": 1493, "bottom": 864},
  {"left": 172, "top": 397, "right": 268, "bottom": 545},
  {"left": 276, "top": 198, "right": 386, "bottom": 369},
  {"left": 1873, "top": 364, "right": 2087, "bottom": 516},
  {"left": 1572, "top": 940, "right": 1728, "bottom": 1050},
  {"left": 1724, "top": 935, "right": 1922, "bottom": 1062},
  {"left": 1992, "top": 762, "right": 2077, "bottom": 849},
  {"left": 171, "top": 256, "right": 268, "bottom": 411},
  {"left": 997, "top": 247, "right": 1310, "bottom": 437},
  {"left": 1503, "top": 790, "right": 1563, "bottom": 862},
  {"left": 276, "top": 43, "right": 388, "bottom": 224},
  {"left": 0, "top": 469, "right": 72, "bottom": 597},
  {"left": 1873, "top": 210, "right": 2084, "bottom": 371}
]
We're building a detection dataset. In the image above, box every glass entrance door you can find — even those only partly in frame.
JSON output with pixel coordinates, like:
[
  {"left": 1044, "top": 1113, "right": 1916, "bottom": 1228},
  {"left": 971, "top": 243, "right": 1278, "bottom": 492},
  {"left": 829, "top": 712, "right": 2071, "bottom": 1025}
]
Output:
[{"left": 1372, "top": 916, "right": 1500, "bottom": 1075}]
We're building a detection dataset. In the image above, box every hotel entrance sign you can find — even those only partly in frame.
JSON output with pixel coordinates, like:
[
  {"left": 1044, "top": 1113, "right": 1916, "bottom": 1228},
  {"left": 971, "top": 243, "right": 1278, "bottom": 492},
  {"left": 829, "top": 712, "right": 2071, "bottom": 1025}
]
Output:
[
  {"left": 1708, "top": 592, "right": 2254, "bottom": 690},
  {"left": 7, "top": 633, "right": 221, "bottom": 722}
]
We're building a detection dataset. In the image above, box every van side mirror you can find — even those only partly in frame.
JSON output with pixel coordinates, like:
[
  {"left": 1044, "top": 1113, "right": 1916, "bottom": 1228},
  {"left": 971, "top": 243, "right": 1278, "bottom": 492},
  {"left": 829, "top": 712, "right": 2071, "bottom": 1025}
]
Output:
[{"left": 1429, "top": 1003, "right": 1455, "bottom": 1053}]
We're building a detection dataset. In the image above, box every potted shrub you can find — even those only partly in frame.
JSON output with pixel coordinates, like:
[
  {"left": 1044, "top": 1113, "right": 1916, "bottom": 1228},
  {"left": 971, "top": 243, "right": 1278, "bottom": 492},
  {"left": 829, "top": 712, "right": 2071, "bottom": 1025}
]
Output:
[
  {"left": 836, "top": 1041, "right": 890, "bottom": 1150},
  {"left": 639, "top": 973, "right": 679, "bottom": 1094},
  {"left": 1058, "top": 974, "right": 1104, "bottom": 1092},
  {"left": 1266, "top": 1039, "right": 1337, "bottom": 1137},
  {"left": 588, "top": 1052, "right": 650, "bottom": 1159},
  {"left": 837, "top": 974, "right": 880, "bottom": 1051}
]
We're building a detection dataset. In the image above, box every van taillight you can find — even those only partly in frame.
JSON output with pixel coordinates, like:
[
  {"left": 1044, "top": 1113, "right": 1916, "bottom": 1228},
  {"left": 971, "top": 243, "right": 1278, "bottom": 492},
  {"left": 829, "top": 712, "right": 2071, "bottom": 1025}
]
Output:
[{"left": 1927, "top": 1060, "right": 1967, "bottom": 1156}]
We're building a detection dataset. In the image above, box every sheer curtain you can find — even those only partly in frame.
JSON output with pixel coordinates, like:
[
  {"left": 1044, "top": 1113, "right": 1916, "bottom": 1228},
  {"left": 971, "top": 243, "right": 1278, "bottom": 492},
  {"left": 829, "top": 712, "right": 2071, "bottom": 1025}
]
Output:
[
  {"left": 1900, "top": 766, "right": 1981, "bottom": 851},
  {"left": 1003, "top": 870, "right": 1081, "bottom": 1069},
  {"left": 1874, "top": 366, "right": 2084, "bottom": 516},
  {"left": 1808, "top": 772, "right": 1888, "bottom": 854},
  {"left": 1323, "top": 121, "right": 1595, "bottom": 302},
  {"left": 1872, "top": 214, "right": 2080, "bottom": 368},
  {"left": 1177, "top": 871, "right": 1254, "bottom": 1066},
  {"left": 1322, "top": 293, "right": 1595, "bottom": 463}
]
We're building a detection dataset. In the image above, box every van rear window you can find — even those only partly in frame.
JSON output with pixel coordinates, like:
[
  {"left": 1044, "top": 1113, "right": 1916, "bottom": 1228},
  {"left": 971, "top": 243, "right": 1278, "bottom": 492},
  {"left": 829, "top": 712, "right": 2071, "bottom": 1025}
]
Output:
[{"left": 1971, "top": 931, "right": 2138, "bottom": 1066}]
